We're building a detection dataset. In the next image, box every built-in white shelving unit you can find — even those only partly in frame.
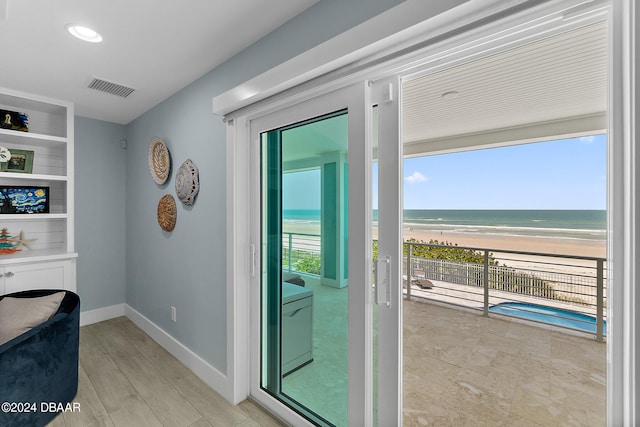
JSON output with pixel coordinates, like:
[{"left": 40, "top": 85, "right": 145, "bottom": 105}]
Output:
[{"left": 0, "top": 87, "right": 76, "bottom": 293}]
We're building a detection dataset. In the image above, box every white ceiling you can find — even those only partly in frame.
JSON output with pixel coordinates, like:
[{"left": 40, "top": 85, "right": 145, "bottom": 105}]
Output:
[
  {"left": 402, "top": 20, "right": 608, "bottom": 154},
  {"left": 0, "top": 0, "right": 318, "bottom": 124}
]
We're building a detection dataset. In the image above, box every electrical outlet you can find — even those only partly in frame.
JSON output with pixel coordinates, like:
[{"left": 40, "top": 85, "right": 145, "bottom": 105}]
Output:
[{"left": 171, "top": 306, "right": 177, "bottom": 322}]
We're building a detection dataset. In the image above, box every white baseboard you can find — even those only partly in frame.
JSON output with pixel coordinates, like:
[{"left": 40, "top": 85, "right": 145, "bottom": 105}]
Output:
[
  {"left": 80, "top": 304, "right": 125, "bottom": 326},
  {"left": 124, "top": 304, "right": 231, "bottom": 402}
]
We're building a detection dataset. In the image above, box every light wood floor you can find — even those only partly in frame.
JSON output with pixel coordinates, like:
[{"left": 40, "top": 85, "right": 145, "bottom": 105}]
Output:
[{"left": 47, "top": 317, "right": 285, "bottom": 427}]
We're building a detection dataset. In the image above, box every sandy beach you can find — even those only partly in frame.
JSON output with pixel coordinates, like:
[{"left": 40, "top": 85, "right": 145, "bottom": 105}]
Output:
[
  {"left": 284, "top": 221, "right": 606, "bottom": 293},
  {"left": 400, "top": 226, "right": 606, "bottom": 285},
  {"left": 400, "top": 227, "right": 606, "bottom": 258},
  {"left": 284, "top": 222, "right": 606, "bottom": 259},
  {"left": 284, "top": 221, "right": 606, "bottom": 317}
]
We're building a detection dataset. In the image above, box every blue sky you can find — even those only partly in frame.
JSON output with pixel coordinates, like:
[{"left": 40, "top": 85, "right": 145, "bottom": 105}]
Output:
[
  {"left": 284, "top": 134, "right": 607, "bottom": 210},
  {"left": 396, "top": 135, "right": 606, "bottom": 210}
]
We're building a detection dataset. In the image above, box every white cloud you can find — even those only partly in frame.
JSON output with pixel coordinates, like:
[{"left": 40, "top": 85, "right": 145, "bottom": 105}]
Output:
[
  {"left": 404, "top": 171, "right": 428, "bottom": 184},
  {"left": 578, "top": 136, "right": 595, "bottom": 144}
]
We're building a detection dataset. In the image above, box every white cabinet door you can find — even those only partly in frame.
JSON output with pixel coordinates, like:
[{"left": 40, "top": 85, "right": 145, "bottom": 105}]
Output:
[{"left": 3, "top": 259, "right": 75, "bottom": 295}]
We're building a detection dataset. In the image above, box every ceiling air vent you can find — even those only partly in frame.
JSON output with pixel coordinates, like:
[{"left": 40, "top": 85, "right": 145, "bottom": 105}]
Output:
[{"left": 88, "top": 77, "right": 135, "bottom": 98}]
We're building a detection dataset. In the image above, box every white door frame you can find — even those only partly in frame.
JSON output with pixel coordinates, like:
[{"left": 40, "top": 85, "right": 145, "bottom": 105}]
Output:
[
  {"left": 371, "top": 76, "right": 403, "bottom": 426},
  {"left": 245, "top": 81, "right": 373, "bottom": 426},
  {"left": 608, "top": 0, "right": 638, "bottom": 423},
  {"left": 224, "top": 0, "right": 639, "bottom": 424}
]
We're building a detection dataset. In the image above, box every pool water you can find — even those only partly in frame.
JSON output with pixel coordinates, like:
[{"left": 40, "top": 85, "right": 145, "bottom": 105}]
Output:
[{"left": 489, "top": 302, "right": 606, "bottom": 334}]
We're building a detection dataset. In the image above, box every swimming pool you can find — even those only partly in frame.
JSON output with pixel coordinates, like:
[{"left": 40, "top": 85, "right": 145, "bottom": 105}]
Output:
[{"left": 489, "top": 302, "right": 606, "bottom": 335}]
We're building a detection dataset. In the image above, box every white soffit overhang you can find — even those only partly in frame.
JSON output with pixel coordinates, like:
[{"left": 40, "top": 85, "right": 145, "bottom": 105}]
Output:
[{"left": 402, "top": 19, "right": 607, "bottom": 156}]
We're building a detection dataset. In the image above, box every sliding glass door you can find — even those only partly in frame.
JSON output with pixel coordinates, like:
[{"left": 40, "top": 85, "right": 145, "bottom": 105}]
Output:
[
  {"left": 261, "top": 110, "right": 351, "bottom": 426},
  {"left": 249, "top": 80, "right": 402, "bottom": 426}
]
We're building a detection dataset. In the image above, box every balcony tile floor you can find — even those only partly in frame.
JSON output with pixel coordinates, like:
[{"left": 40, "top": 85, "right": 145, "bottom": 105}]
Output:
[
  {"left": 403, "top": 299, "right": 606, "bottom": 426},
  {"left": 282, "top": 277, "right": 605, "bottom": 426}
]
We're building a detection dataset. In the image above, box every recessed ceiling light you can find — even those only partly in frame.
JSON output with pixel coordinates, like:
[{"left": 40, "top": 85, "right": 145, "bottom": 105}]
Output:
[{"left": 65, "top": 24, "right": 103, "bottom": 43}]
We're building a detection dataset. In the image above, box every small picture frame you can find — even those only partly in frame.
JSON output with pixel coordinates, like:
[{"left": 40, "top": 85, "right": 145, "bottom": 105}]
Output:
[
  {"left": 0, "top": 109, "right": 29, "bottom": 132},
  {"left": 0, "top": 186, "right": 49, "bottom": 214},
  {"left": 1, "top": 149, "right": 34, "bottom": 174}
]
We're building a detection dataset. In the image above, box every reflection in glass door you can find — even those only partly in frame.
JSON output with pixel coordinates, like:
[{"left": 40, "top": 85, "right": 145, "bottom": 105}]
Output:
[{"left": 261, "top": 110, "right": 350, "bottom": 426}]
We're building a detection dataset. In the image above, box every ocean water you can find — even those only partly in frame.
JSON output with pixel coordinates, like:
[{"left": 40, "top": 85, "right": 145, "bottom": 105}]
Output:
[
  {"left": 284, "top": 209, "right": 606, "bottom": 240},
  {"left": 402, "top": 209, "right": 606, "bottom": 240},
  {"left": 283, "top": 209, "right": 322, "bottom": 223}
]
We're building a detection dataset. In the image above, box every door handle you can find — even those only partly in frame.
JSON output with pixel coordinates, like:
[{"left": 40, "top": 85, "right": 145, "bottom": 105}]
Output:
[
  {"left": 4, "top": 272, "right": 13, "bottom": 278},
  {"left": 375, "top": 256, "right": 391, "bottom": 307}
]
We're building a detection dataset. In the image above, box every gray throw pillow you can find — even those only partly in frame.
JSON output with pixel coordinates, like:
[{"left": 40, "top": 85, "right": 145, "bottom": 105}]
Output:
[{"left": 0, "top": 292, "right": 65, "bottom": 346}]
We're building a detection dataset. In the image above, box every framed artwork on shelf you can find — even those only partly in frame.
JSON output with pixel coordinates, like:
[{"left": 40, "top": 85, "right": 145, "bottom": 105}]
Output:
[
  {"left": 1, "top": 149, "right": 34, "bottom": 173},
  {"left": 0, "top": 109, "right": 29, "bottom": 132},
  {"left": 0, "top": 186, "right": 50, "bottom": 214}
]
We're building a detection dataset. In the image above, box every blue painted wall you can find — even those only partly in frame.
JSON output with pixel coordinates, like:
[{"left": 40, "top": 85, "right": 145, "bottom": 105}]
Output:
[
  {"left": 72, "top": 0, "right": 406, "bottom": 374},
  {"left": 75, "top": 117, "right": 127, "bottom": 311},
  {"left": 125, "top": 82, "right": 227, "bottom": 369},
  {"left": 216, "top": 0, "right": 408, "bottom": 86},
  {"left": 123, "top": 0, "right": 406, "bottom": 375}
]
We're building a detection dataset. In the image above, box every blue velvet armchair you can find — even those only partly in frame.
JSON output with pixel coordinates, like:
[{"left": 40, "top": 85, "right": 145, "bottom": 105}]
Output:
[{"left": 0, "top": 289, "right": 80, "bottom": 427}]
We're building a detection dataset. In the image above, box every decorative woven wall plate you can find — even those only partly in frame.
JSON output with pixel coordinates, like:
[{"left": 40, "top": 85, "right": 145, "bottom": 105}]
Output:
[
  {"left": 157, "top": 194, "right": 177, "bottom": 232},
  {"left": 175, "top": 159, "right": 200, "bottom": 205},
  {"left": 148, "top": 137, "right": 170, "bottom": 184}
]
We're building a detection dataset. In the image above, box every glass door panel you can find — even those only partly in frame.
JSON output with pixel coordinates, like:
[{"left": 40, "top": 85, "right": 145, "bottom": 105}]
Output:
[
  {"left": 261, "top": 111, "right": 350, "bottom": 426},
  {"left": 250, "top": 81, "right": 396, "bottom": 426}
]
